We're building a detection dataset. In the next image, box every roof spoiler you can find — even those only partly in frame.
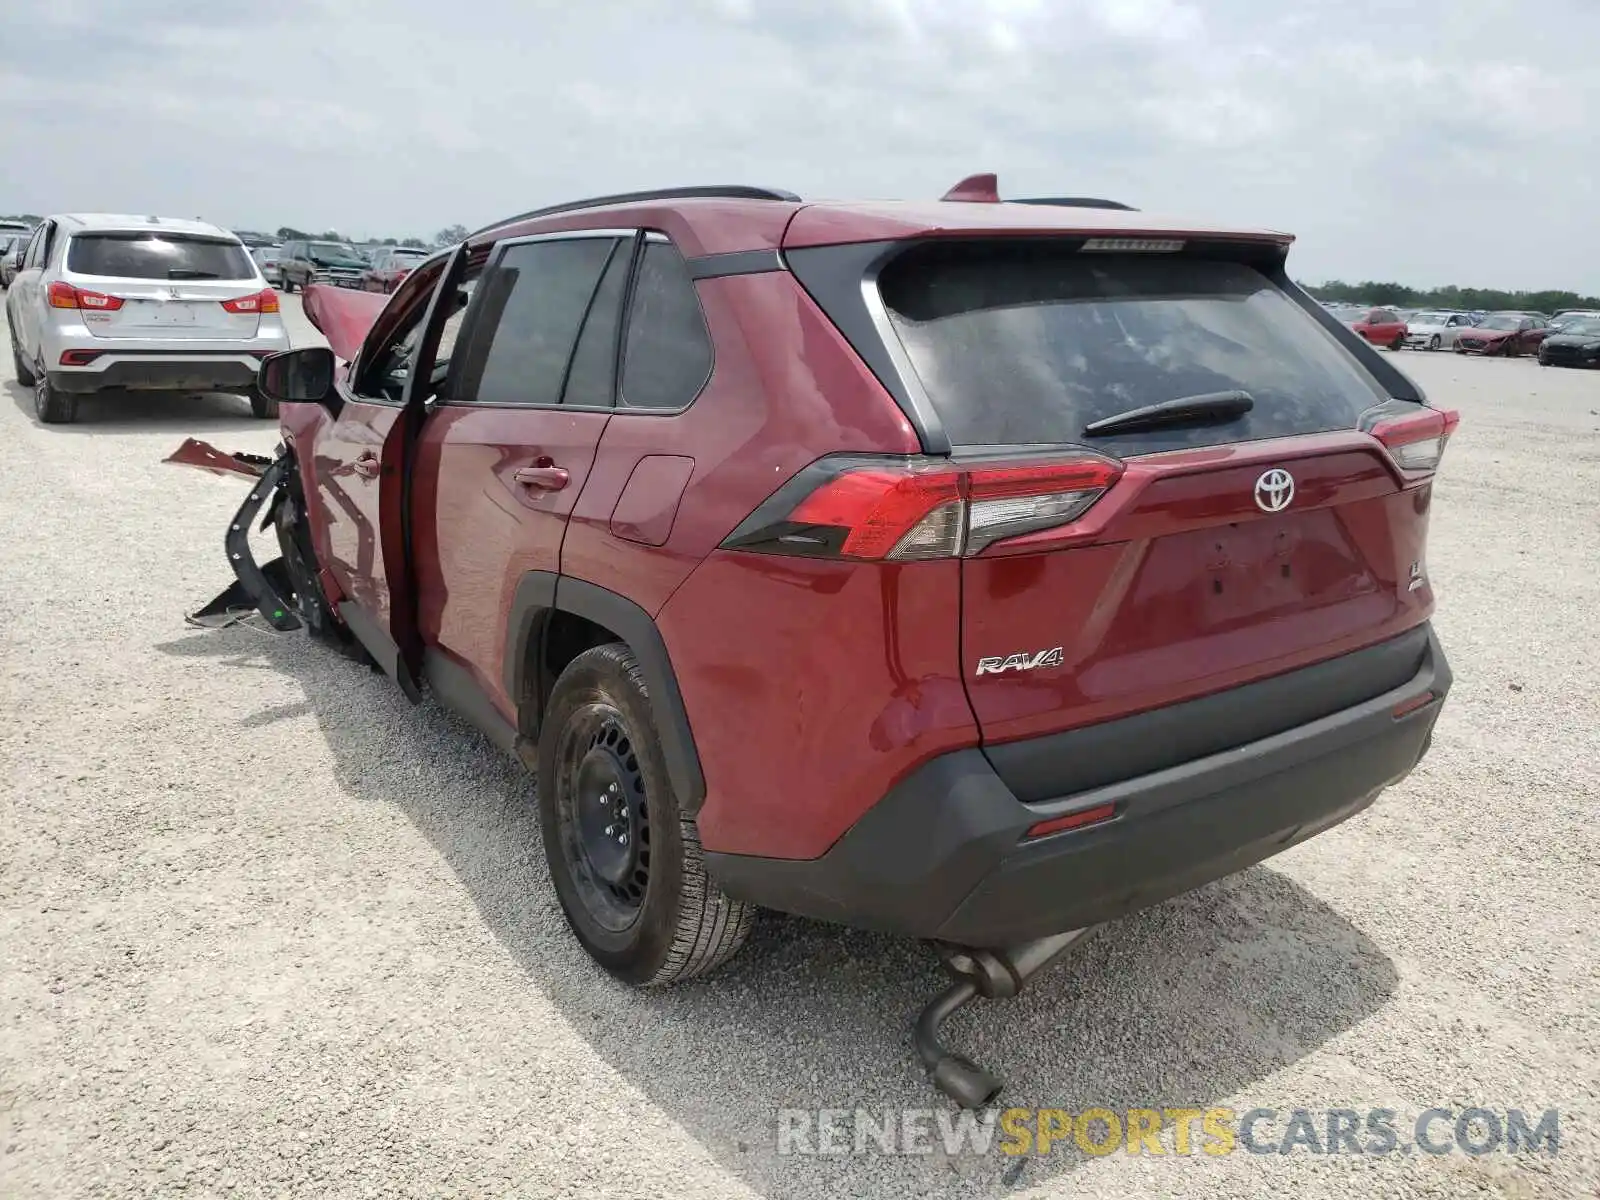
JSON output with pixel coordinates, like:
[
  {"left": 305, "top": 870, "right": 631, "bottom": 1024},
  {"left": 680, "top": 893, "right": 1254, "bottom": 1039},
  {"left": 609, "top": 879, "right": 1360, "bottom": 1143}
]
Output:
[{"left": 940, "top": 172, "right": 1137, "bottom": 211}]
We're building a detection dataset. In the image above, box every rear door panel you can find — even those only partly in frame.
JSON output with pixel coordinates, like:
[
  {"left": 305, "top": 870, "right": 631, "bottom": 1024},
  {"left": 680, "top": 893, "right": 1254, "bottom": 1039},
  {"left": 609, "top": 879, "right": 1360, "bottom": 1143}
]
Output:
[
  {"left": 413, "top": 406, "right": 611, "bottom": 714},
  {"left": 411, "top": 233, "right": 631, "bottom": 717}
]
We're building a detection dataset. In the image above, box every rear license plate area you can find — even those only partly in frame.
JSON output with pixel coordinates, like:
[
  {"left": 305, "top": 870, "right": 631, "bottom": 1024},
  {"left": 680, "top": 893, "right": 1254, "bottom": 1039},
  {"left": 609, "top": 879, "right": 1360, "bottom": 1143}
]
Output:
[{"left": 128, "top": 302, "right": 198, "bottom": 327}]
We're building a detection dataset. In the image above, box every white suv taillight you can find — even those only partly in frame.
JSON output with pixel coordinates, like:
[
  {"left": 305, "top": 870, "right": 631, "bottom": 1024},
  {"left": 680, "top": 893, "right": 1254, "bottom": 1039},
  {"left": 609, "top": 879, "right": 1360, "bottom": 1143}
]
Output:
[
  {"left": 721, "top": 455, "right": 1124, "bottom": 560},
  {"left": 220, "top": 288, "right": 280, "bottom": 314}
]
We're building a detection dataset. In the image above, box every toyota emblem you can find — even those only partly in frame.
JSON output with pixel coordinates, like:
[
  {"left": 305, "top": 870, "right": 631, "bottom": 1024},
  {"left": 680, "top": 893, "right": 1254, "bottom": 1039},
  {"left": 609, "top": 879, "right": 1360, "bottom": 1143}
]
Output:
[{"left": 1254, "top": 468, "right": 1295, "bottom": 513}]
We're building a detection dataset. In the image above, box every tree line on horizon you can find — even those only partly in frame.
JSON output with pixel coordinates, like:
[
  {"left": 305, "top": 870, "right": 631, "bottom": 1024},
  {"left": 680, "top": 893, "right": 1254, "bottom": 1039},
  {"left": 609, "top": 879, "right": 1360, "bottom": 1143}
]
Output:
[{"left": 1304, "top": 279, "right": 1600, "bottom": 313}]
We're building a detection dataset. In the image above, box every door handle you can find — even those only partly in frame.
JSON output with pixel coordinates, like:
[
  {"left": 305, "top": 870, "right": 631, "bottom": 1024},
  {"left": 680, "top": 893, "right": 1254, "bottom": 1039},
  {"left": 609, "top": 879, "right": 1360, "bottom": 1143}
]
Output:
[
  {"left": 513, "top": 465, "right": 570, "bottom": 491},
  {"left": 352, "top": 452, "right": 381, "bottom": 479}
]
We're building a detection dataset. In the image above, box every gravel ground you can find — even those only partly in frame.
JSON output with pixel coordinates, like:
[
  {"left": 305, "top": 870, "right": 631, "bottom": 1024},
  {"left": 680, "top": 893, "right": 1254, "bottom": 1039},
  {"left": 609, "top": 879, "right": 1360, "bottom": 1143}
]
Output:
[{"left": 2, "top": 300, "right": 1597, "bottom": 1199}]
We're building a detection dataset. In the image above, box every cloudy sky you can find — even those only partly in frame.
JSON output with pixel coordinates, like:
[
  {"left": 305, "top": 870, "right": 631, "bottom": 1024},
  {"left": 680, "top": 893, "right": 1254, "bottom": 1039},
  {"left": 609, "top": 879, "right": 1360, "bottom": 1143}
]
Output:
[{"left": 3, "top": 0, "right": 1595, "bottom": 292}]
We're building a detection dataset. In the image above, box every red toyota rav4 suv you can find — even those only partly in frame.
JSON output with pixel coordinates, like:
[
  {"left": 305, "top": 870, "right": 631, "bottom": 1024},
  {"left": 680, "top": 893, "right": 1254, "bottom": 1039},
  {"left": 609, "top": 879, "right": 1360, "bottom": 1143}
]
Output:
[{"left": 178, "top": 177, "right": 1456, "bottom": 1106}]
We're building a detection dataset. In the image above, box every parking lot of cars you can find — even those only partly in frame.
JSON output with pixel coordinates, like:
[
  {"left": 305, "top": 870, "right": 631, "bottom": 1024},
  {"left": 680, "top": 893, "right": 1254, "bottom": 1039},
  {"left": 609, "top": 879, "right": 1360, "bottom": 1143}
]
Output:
[
  {"left": 2, "top": 282, "right": 1597, "bottom": 1197},
  {"left": 1327, "top": 301, "right": 1593, "bottom": 364}
]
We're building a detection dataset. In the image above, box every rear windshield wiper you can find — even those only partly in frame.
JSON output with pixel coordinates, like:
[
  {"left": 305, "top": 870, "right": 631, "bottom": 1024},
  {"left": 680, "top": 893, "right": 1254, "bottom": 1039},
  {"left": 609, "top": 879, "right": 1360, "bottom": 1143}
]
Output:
[
  {"left": 167, "top": 269, "right": 220, "bottom": 279},
  {"left": 1083, "top": 390, "right": 1254, "bottom": 437}
]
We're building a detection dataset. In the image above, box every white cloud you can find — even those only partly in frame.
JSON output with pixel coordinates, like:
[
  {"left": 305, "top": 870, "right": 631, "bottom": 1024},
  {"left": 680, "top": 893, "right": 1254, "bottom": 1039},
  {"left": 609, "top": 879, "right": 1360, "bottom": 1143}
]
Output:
[{"left": 0, "top": 0, "right": 1595, "bottom": 291}]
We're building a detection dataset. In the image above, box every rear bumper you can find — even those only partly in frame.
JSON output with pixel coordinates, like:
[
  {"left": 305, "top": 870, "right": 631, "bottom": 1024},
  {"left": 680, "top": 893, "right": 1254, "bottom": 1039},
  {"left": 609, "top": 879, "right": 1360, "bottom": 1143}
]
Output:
[
  {"left": 48, "top": 352, "right": 266, "bottom": 394},
  {"left": 706, "top": 626, "right": 1450, "bottom": 946}
]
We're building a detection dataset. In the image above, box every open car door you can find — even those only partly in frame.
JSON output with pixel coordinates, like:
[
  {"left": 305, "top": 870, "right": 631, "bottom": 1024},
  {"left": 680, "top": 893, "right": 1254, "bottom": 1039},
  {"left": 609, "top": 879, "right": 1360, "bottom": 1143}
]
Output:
[{"left": 301, "top": 244, "right": 470, "bottom": 700}]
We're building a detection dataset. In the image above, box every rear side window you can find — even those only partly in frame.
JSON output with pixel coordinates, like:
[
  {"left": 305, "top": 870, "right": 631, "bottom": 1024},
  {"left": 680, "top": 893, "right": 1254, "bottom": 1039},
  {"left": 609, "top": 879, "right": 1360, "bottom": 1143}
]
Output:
[
  {"left": 67, "top": 234, "right": 256, "bottom": 281},
  {"left": 878, "top": 242, "right": 1390, "bottom": 451},
  {"left": 620, "top": 242, "right": 713, "bottom": 409},
  {"left": 466, "top": 237, "right": 617, "bottom": 407}
]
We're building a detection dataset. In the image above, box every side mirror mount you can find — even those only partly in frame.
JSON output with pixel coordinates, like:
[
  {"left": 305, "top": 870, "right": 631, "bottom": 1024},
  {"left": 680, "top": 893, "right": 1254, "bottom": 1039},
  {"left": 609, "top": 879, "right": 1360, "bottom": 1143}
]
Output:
[{"left": 259, "top": 346, "right": 336, "bottom": 409}]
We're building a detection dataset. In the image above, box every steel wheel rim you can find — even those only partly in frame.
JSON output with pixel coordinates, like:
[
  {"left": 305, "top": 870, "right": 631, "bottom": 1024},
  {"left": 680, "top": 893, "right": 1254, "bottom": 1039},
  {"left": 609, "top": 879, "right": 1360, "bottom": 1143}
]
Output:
[{"left": 554, "top": 701, "right": 651, "bottom": 933}]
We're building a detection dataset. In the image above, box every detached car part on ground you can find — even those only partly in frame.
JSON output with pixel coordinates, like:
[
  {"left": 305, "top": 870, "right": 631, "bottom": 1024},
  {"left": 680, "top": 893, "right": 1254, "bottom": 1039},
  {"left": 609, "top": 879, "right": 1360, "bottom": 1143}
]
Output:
[{"left": 171, "top": 176, "right": 1458, "bottom": 1108}]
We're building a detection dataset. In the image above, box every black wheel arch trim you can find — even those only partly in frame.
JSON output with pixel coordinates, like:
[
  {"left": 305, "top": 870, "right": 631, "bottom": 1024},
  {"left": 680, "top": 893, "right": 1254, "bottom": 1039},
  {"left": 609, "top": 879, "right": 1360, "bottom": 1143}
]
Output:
[{"left": 504, "top": 572, "right": 707, "bottom": 815}]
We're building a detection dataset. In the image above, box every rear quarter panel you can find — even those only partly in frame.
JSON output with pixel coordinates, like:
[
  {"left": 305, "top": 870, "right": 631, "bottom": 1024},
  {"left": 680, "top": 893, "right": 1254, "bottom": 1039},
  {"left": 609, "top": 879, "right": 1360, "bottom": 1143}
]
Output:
[
  {"left": 559, "top": 270, "right": 920, "bottom": 616},
  {"left": 558, "top": 270, "right": 951, "bottom": 860}
]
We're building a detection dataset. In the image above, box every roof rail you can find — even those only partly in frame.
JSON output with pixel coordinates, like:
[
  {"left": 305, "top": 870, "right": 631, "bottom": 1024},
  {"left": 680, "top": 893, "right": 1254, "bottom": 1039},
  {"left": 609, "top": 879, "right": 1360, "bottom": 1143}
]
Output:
[
  {"left": 1011, "top": 196, "right": 1138, "bottom": 212},
  {"left": 467, "top": 185, "right": 802, "bottom": 241}
]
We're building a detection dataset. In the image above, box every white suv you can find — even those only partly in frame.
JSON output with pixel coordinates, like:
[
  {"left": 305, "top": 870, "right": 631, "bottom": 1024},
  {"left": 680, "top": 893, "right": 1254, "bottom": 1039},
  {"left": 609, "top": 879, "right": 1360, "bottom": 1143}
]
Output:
[{"left": 4, "top": 213, "right": 290, "bottom": 424}]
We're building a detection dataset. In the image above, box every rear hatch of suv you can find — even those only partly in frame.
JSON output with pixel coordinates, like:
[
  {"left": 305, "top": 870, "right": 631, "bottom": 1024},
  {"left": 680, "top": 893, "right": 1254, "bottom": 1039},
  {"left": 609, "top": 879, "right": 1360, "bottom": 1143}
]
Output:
[
  {"left": 785, "top": 228, "right": 1454, "bottom": 774},
  {"left": 63, "top": 232, "right": 269, "bottom": 340}
]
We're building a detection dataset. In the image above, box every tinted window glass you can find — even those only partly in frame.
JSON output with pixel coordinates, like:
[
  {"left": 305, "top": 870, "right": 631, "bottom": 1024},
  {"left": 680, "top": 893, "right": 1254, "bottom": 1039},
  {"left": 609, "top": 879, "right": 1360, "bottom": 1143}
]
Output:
[
  {"left": 470, "top": 238, "right": 616, "bottom": 406},
  {"left": 67, "top": 234, "right": 255, "bottom": 280},
  {"left": 620, "top": 242, "right": 713, "bottom": 409},
  {"left": 561, "top": 241, "right": 632, "bottom": 407},
  {"left": 879, "top": 242, "right": 1391, "bottom": 451}
]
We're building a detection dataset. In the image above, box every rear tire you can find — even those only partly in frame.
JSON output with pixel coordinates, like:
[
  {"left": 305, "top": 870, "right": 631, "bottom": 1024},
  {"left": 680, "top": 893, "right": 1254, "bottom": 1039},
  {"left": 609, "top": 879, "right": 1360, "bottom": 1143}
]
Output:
[
  {"left": 33, "top": 368, "right": 76, "bottom": 424},
  {"left": 281, "top": 276, "right": 295, "bottom": 294},
  {"left": 539, "top": 642, "right": 753, "bottom": 986},
  {"left": 249, "top": 387, "right": 279, "bottom": 419}
]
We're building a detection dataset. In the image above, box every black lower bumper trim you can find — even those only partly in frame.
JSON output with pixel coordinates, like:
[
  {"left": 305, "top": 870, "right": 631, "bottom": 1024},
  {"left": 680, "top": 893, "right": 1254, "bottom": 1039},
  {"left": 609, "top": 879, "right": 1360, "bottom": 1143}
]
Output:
[
  {"left": 706, "top": 626, "right": 1450, "bottom": 946},
  {"left": 50, "top": 358, "right": 260, "bottom": 394}
]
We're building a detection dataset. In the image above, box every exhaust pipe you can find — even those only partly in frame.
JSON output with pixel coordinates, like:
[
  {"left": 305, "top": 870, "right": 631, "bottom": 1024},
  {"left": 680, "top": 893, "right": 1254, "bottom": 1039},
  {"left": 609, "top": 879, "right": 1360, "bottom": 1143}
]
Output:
[{"left": 914, "top": 926, "right": 1101, "bottom": 1108}]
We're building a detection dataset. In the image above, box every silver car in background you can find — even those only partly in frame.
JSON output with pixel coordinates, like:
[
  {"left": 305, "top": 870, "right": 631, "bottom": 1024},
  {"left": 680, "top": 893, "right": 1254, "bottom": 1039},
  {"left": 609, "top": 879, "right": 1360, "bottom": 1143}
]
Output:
[
  {"left": 4, "top": 213, "right": 289, "bottom": 424},
  {"left": 0, "top": 234, "right": 23, "bottom": 288},
  {"left": 1402, "top": 310, "right": 1474, "bottom": 351},
  {"left": 251, "top": 244, "right": 284, "bottom": 287}
]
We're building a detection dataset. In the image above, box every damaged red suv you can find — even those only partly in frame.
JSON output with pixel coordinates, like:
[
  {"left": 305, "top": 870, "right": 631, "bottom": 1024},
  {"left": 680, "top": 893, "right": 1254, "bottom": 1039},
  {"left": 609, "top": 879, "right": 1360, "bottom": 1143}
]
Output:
[{"left": 174, "top": 176, "right": 1456, "bottom": 1107}]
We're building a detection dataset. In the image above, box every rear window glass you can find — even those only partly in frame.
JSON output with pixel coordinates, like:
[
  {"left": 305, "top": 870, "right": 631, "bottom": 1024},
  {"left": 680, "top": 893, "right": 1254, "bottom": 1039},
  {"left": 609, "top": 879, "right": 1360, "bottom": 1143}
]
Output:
[
  {"left": 67, "top": 234, "right": 256, "bottom": 281},
  {"left": 879, "top": 243, "right": 1390, "bottom": 450}
]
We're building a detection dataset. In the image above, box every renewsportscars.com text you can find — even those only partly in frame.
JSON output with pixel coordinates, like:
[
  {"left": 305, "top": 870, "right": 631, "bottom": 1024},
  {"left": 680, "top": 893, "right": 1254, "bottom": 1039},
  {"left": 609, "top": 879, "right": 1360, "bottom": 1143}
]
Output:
[{"left": 775, "top": 1106, "right": 1561, "bottom": 1158}]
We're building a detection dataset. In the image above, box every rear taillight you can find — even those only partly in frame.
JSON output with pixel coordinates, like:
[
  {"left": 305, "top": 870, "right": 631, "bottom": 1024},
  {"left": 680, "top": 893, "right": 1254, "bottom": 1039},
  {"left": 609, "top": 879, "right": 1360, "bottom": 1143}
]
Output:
[
  {"left": 48, "top": 282, "right": 123, "bottom": 310},
  {"left": 1368, "top": 407, "right": 1460, "bottom": 477},
  {"left": 221, "top": 288, "right": 279, "bottom": 314},
  {"left": 722, "top": 454, "right": 1123, "bottom": 561}
]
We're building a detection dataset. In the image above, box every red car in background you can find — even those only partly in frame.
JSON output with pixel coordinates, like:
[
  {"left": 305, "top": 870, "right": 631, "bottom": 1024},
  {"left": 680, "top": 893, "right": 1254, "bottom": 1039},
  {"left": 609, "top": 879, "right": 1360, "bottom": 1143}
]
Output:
[
  {"left": 361, "top": 246, "right": 431, "bottom": 294},
  {"left": 1455, "top": 312, "right": 1550, "bottom": 357},
  {"left": 1344, "top": 307, "right": 1408, "bottom": 351}
]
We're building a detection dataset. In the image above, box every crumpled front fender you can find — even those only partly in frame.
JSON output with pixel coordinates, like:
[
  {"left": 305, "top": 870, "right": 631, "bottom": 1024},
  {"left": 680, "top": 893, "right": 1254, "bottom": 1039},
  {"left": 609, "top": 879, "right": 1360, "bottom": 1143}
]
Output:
[{"left": 166, "top": 438, "right": 301, "bottom": 631}]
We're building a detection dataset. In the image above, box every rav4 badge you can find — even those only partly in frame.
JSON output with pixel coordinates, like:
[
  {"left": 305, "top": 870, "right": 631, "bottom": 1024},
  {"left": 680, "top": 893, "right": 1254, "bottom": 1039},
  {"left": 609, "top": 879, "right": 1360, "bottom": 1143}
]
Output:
[{"left": 975, "top": 647, "right": 1065, "bottom": 676}]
